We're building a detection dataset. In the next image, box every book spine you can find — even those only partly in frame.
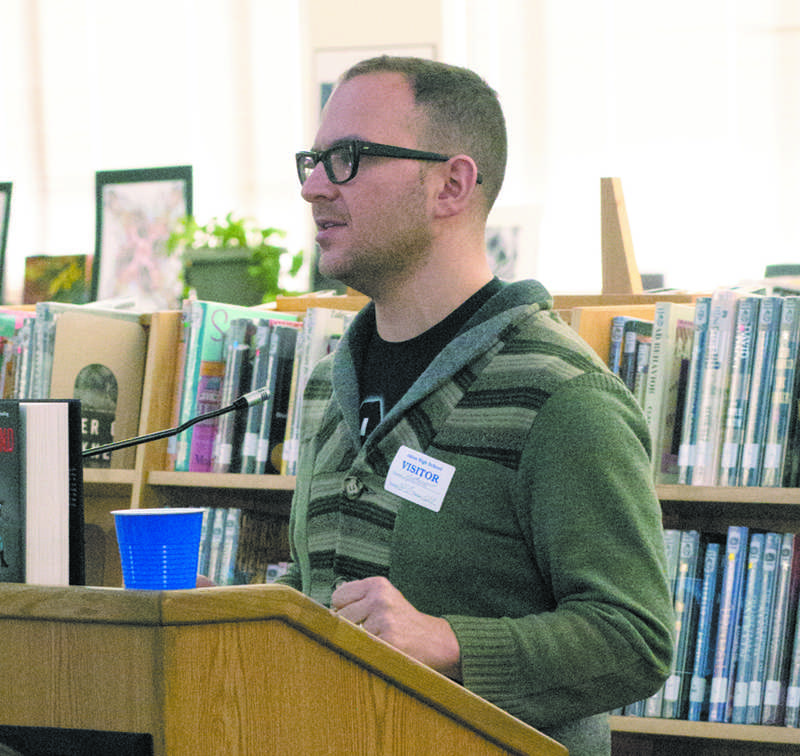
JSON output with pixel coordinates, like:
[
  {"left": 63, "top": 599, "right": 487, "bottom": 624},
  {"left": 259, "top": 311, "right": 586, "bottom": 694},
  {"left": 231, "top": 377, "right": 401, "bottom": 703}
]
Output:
[
  {"left": 196, "top": 507, "right": 213, "bottom": 579},
  {"left": 746, "top": 531, "right": 783, "bottom": 723},
  {"left": 608, "top": 315, "right": 630, "bottom": 374},
  {"left": 691, "top": 290, "right": 739, "bottom": 486},
  {"left": 619, "top": 320, "right": 640, "bottom": 391},
  {"left": 188, "top": 360, "right": 224, "bottom": 472},
  {"left": 643, "top": 528, "right": 682, "bottom": 717},
  {"left": 718, "top": 297, "right": 760, "bottom": 486},
  {"left": 688, "top": 540, "right": 723, "bottom": 721},
  {"left": 241, "top": 323, "right": 274, "bottom": 474},
  {"left": 205, "top": 508, "right": 227, "bottom": 583},
  {"left": 761, "top": 296, "right": 800, "bottom": 486},
  {"left": 761, "top": 533, "right": 800, "bottom": 725},
  {"left": 662, "top": 529, "right": 702, "bottom": 719},
  {"left": 739, "top": 296, "right": 783, "bottom": 486},
  {"left": 708, "top": 525, "right": 749, "bottom": 722},
  {"left": 254, "top": 325, "right": 299, "bottom": 475},
  {"left": 656, "top": 314, "right": 695, "bottom": 483},
  {"left": 730, "top": 531, "right": 765, "bottom": 723},
  {"left": 175, "top": 301, "right": 205, "bottom": 471},
  {"left": 215, "top": 507, "right": 242, "bottom": 585},
  {"left": 0, "top": 401, "right": 23, "bottom": 583},
  {"left": 677, "top": 297, "right": 711, "bottom": 485},
  {"left": 785, "top": 598, "right": 800, "bottom": 727}
]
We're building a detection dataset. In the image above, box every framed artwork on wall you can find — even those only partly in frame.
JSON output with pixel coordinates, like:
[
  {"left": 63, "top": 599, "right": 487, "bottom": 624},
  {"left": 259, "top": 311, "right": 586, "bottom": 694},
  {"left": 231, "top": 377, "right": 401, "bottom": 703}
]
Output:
[
  {"left": 0, "top": 182, "right": 11, "bottom": 299},
  {"left": 92, "top": 166, "right": 192, "bottom": 309}
]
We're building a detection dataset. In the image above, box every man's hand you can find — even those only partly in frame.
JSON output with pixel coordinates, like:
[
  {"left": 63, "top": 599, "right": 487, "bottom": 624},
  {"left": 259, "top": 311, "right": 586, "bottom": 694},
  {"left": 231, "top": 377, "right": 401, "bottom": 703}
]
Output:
[{"left": 331, "top": 576, "right": 462, "bottom": 681}]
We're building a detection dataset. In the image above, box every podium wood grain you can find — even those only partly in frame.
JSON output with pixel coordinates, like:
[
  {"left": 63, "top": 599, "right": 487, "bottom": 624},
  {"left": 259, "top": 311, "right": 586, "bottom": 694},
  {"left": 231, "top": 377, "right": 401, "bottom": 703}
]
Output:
[{"left": 0, "top": 583, "right": 565, "bottom": 756}]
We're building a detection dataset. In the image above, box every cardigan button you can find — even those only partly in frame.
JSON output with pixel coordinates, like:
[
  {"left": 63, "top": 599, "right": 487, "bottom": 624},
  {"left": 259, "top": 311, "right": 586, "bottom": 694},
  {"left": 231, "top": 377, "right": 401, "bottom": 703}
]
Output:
[{"left": 343, "top": 476, "right": 365, "bottom": 500}]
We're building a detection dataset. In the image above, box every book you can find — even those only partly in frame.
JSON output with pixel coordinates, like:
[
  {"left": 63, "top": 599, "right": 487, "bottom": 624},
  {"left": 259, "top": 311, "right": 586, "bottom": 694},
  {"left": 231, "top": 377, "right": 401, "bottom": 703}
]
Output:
[
  {"left": 252, "top": 323, "right": 300, "bottom": 475},
  {"left": 739, "top": 296, "right": 783, "bottom": 486},
  {"left": 745, "top": 531, "right": 783, "bottom": 724},
  {"left": 641, "top": 302, "right": 695, "bottom": 483},
  {"left": 718, "top": 296, "right": 761, "bottom": 486},
  {"left": 760, "top": 532, "right": 800, "bottom": 725},
  {"left": 632, "top": 333, "right": 652, "bottom": 409},
  {"left": 196, "top": 507, "right": 214, "bottom": 579},
  {"left": 687, "top": 539, "right": 724, "bottom": 721},
  {"left": 282, "top": 308, "right": 355, "bottom": 475},
  {"left": 644, "top": 528, "right": 682, "bottom": 717},
  {"left": 608, "top": 315, "right": 634, "bottom": 374},
  {"left": 662, "top": 529, "right": 703, "bottom": 719},
  {"left": 187, "top": 360, "right": 224, "bottom": 472},
  {"left": 210, "top": 319, "right": 253, "bottom": 473},
  {"left": 48, "top": 310, "right": 147, "bottom": 470},
  {"left": 239, "top": 319, "right": 300, "bottom": 473},
  {"left": 761, "top": 296, "right": 800, "bottom": 486},
  {"left": 204, "top": 507, "right": 227, "bottom": 582},
  {"left": 0, "top": 399, "right": 84, "bottom": 586},
  {"left": 690, "top": 289, "right": 740, "bottom": 486},
  {"left": 215, "top": 507, "right": 242, "bottom": 585},
  {"left": 619, "top": 318, "right": 653, "bottom": 392},
  {"left": 568, "top": 303, "right": 656, "bottom": 366},
  {"left": 708, "top": 525, "right": 749, "bottom": 722},
  {"left": 730, "top": 531, "right": 766, "bottom": 723},
  {"left": 785, "top": 596, "right": 800, "bottom": 726},
  {"left": 173, "top": 301, "right": 297, "bottom": 471}
]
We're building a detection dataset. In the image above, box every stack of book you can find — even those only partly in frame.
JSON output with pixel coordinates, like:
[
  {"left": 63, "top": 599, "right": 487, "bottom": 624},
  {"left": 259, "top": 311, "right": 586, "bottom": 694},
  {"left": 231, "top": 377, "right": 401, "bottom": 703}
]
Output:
[
  {"left": 0, "top": 301, "right": 148, "bottom": 469},
  {"left": 194, "top": 506, "right": 290, "bottom": 586},
  {"left": 618, "top": 525, "right": 800, "bottom": 728},
  {"left": 168, "top": 301, "right": 356, "bottom": 476},
  {"left": 602, "top": 289, "right": 800, "bottom": 487}
]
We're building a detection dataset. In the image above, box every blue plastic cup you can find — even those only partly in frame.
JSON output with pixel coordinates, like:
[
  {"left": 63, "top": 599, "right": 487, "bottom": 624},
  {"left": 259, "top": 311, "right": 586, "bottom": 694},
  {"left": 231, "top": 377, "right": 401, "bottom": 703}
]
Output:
[{"left": 113, "top": 508, "right": 204, "bottom": 590}]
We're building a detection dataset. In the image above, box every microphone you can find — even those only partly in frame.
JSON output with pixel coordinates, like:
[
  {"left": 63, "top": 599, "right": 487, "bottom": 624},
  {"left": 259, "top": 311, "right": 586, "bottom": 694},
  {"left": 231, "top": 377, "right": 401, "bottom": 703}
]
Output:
[{"left": 81, "top": 387, "right": 271, "bottom": 458}]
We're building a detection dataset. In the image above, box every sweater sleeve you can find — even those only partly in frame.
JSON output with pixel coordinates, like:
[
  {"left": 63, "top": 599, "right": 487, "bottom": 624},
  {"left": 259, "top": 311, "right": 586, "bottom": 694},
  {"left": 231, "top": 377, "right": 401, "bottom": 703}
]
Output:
[{"left": 444, "top": 373, "right": 674, "bottom": 729}]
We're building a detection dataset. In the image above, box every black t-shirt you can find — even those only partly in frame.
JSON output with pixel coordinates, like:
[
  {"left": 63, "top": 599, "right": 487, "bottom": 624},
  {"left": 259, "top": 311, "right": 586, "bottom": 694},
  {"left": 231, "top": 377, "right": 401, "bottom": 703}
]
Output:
[{"left": 357, "top": 278, "right": 503, "bottom": 441}]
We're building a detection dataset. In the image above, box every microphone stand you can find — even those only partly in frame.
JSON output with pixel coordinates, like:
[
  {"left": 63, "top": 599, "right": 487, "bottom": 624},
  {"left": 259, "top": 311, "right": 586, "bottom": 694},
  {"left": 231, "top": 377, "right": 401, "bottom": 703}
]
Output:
[{"left": 81, "top": 387, "right": 271, "bottom": 459}]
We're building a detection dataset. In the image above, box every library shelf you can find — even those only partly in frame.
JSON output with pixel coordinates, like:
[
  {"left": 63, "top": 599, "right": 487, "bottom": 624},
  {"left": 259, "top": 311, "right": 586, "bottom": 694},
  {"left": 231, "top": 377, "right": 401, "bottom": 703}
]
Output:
[{"left": 610, "top": 715, "right": 800, "bottom": 745}]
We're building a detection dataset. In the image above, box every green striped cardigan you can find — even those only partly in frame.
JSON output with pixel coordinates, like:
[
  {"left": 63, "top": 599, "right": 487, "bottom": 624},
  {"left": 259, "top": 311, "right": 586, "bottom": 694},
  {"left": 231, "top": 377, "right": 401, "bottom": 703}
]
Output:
[{"left": 280, "top": 280, "right": 673, "bottom": 752}]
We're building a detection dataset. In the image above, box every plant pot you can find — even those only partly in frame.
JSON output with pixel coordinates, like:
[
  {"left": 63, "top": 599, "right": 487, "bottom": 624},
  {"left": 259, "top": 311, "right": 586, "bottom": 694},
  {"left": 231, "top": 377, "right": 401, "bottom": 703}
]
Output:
[{"left": 183, "top": 247, "right": 265, "bottom": 306}]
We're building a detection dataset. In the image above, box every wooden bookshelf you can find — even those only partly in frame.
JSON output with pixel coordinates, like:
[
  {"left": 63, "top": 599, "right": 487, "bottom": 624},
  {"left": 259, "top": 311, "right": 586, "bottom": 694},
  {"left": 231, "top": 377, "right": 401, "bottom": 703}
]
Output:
[{"left": 76, "top": 279, "right": 800, "bottom": 753}]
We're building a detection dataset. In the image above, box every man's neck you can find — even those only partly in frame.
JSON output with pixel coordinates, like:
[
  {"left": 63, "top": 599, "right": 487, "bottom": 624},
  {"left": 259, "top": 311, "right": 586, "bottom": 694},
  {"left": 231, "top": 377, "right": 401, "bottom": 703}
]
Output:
[{"left": 372, "top": 265, "right": 494, "bottom": 342}]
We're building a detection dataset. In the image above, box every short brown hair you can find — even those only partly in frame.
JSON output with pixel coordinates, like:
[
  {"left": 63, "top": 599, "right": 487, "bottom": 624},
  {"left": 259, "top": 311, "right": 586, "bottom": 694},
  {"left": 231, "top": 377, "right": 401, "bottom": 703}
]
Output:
[{"left": 341, "top": 56, "right": 507, "bottom": 213}]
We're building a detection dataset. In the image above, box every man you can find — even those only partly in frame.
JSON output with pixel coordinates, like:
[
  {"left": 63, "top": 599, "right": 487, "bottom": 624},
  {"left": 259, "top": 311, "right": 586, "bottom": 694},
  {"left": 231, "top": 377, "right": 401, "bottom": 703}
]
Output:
[{"left": 282, "top": 56, "right": 672, "bottom": 755}]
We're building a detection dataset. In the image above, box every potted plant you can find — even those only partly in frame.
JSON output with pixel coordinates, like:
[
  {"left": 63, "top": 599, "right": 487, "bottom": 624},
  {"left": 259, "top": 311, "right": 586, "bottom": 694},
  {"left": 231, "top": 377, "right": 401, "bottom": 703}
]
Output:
[{"left": 166, "top": 212, "right": 303, "bottom": 305}]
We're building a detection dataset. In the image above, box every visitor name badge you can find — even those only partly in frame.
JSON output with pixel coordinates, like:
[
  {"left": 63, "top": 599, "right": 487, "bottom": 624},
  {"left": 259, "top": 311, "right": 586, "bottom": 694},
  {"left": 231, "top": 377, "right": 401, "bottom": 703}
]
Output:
[{"left": 385, "top": 445, "right": 455, "bottom": 512}]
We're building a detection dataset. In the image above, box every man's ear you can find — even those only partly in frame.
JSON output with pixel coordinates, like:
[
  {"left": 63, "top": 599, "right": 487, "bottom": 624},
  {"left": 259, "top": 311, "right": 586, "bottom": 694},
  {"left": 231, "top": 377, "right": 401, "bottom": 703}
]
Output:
[{"left": 433, "top": 155, "right": 481, "bottom": 218}]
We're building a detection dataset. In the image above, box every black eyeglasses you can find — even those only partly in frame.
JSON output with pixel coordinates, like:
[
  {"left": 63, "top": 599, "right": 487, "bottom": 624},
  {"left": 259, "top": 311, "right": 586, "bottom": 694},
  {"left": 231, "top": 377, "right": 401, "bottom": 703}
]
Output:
[{"left": 295, "top": 139, "right": 483, "bottom": 186}]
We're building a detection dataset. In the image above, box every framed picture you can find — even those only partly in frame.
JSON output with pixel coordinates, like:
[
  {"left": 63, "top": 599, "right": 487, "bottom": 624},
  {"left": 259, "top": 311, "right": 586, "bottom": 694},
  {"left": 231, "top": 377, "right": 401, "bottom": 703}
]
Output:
[
  {"left": 0, "top": 182, "right": 11, "bottom": 298},
  {"left": 92, "top": 166, "right": 192, "bottom": 309}
]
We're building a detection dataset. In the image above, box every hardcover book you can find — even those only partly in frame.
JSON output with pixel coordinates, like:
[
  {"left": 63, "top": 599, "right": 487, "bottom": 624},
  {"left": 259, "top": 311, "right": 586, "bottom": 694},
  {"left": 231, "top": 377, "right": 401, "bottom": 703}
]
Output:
[
  {"left": 48, "top": 310, "right": 147, "bottom": 469},
  {"left": 746, "top": 531, "right": 783, "bottom": 723},
  {"left": 0, "top": 398, "right": 84, "bottom": 586},
  {"left": 738, "top": 296, "right": 783, "bottom": 486},
  {"left": 708, "top": 525, "right": 749, "bottom": 722},
  {"left": 677, "top": 296, "right": 711, "bottom": 484},
  {"left": 173, "top": 301, "right": 296, "bottom": 471},
  {"left": 718, "top": 296, "right": 761, "bottom": 486},
  {"left": 760, "top": 296, "right": 800, "bottom": 486},
  {"left": 690, "top": 289, "right": 740, "bottom": 486}
]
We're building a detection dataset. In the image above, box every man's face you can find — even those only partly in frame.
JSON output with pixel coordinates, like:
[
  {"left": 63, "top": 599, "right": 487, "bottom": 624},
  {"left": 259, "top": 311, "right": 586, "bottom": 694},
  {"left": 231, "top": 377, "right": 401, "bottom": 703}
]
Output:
[{"left": 300, "top": 72, "right": 435, "bottom": 295}]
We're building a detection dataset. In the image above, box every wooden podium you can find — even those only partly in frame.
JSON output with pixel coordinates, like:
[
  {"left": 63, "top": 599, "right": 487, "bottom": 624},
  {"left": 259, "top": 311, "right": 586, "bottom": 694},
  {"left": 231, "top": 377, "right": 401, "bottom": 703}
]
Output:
[{"left": 0, "top": 583, "right": 566, "bottom": 755}]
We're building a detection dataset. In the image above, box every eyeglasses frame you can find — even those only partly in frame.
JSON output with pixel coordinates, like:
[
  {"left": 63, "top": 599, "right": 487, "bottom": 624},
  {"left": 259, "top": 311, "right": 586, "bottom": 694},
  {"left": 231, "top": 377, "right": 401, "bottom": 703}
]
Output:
[{"left": 296, "top": 139, "right": 483, "bottom": 186}]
